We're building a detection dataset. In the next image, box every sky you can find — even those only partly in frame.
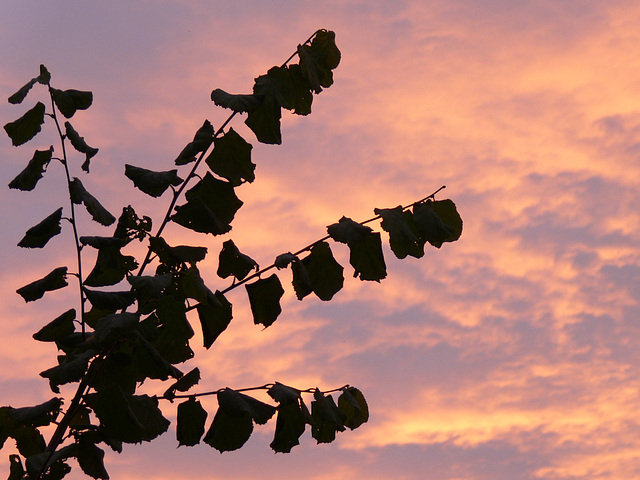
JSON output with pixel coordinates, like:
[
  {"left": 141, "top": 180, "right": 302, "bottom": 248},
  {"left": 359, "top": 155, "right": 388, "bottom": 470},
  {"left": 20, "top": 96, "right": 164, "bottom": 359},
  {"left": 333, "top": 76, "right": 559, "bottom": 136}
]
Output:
[{"left": 1, "top": 1, "right": 640, "bottom": 479}]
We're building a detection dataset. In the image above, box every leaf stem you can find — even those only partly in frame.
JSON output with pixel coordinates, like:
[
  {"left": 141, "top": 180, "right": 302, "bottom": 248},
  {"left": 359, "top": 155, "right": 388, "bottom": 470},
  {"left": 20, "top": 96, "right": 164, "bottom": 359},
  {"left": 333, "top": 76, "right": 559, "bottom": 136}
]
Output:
[{"left": 163, "top": 383, "right": 350, "bottom": 401}]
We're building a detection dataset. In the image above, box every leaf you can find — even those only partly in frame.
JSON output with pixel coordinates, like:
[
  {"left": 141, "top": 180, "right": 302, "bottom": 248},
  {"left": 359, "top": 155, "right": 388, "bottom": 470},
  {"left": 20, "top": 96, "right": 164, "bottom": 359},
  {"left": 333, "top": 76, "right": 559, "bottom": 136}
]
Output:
[
  {"left": 12, "top": 425, "right": 46, "bottom": 457},
  {"left": 203, "top": 407, "right": 253, "bottom": 452},
  {"left": 180, "top": 265, "right": 217, "bottom": 306},
  {"left": 33, "top": 309, "right": 76, "bottom": 342},
  {"left": 374, "top": 205, "right": 425, "bottom": 259},
  {"left": 50, "top": 88, "right": 93, "bottom": 119},
  {"left": 4, "top": 102, "right": 46, "bottom": 146},
  {"left": 311, "top": 389, "right": 346, "bottom": 444},
  {"left": 70, "top": 178, "right": 116, "bottom": 226},
  {"left": 125, "top": 164, "right": 183, "bottom": 197},
  {"left": 64, "top": 122, "right": 98, "bottom": 172},
  {"left": 175, "top": 120, "right": 214, "bottom": 165},
  {"left": 6, "top": 398, "right": 63, "bottom": 427},
  {"left": 245, "top": 97, "right": 282, "bottom": 145},
  {"left": 210, "top": 89, "right": 261, "bottom": 113},
  {"left": 76, "top": 438, "right": 109, "bottom": 480},
  {"left": 164, "top": 367, "right": 201, "bottom": 400},
  {"left": 297, "top": 30, "right": 341, "bottom": 93},
  {"left": 91, "top": 312, "right": 140, "bottom": 346},
  {"left": 205, "top": 127, "right": 255, "bottom": 186},
  {"left": 8, "top": 455, "right": 25, "bottom": 480},
  {"left": 149, "top": 237, "right": 208, "bottom": 266},
  {"left": 267, "top": 383, "right": 302, "bottom": 404},
  {"left": 270, "top": 401, "right": 306, "bottom": 453},
  {"left": 172, "top": 173, "right": 243, "bottom": 236},
  {"left": 131, "top": 331, "right": 182, "bottom": 382},
  {"left": 274, "top": 252, "right": 297, "bottom": 269},
  {"left": 245, "top": 274, "right": 285, "bottom": 328},
  {"left": 8, "top": 146, "right": 53, "bottom": 191},
  {"left": 412, "top": 200, "right": 461, "bottom": 248},
  {"left": 18, "top": 207, "right": 63, "bottom": 248},
  {"left": 327, "top": 216, "right": 373, "bottom": 244},
  {"left": 291, "top": 259, "right": 312, "bottom": 300},
  {"left": 217, "top": 239, "right": 258, "bottom": 281},
  {"left": 253, "top": 66, "right": 309, "bottom": 114},
  {"left": 300, "top": 241, "right": 344, "bottom": 301},
  {"left": 348, "top": 231, "right": 387, "bottom": 281},
  {"left": 16, "top": 266, "right": 68, "bottom": 302},
  {"left": 84, "top": 288, "right": 136, "bottom": 311},
  {"left": 196, "top": 291, "right": 233, "bottom": 349},
  {"left": 338, "top": 387, "right": 369, "bottom": 429},
  {"left": 8, "top": 79, "right": 37, "bottom": 105},
  {"left": 149, "top": 297, "right": 195, "bottom": 364},
  {"left": 83, "top": 239, "right": 138, "bottom": 287},
  {"left": 217, "top": 388, "right": 276, "bottom": 425},
  {"left": 127, "top": 274, "right": 172, "bottom": 304},
  {"left": 85, "top": 388, "right": 170, "bottom": 444},
  {"left": 40, "top": 351, "right": 94, "bottom": 393},
  {"left": 177, "top": 398, "right": 207, "bottom": 447}
]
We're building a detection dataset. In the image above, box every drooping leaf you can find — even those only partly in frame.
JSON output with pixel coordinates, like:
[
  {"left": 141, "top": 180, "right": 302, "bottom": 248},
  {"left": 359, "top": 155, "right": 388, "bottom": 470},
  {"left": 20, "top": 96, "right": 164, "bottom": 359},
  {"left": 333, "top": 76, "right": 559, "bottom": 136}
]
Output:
[
  {"left": 177, "top": 398, "right": 208, "bottom": 447},
  {"left": 6, "top": 398, "right": 63, "bottom": 428},
  {"left": 70, "top": 177, "right": 116, "bottom": 226},
  {"left": 131, "top": 330, "right": 183, "bottom": 382},
  {"left": 148, "top": 296, "right": 194, "bottom": 364},
  {"left": 180, "top": 265, "right": 217, "bottom": 306},
  {"left": 326, "top": 216, "right": 373, "bottom": 244},
  {"left": 374, "top": 205, "right": 425, "bottom": 259},
  {"left": 124, "top": 164, "right": 183, "bottom": 197},
  {"left": 18, "top": 207, "right": 63, "bottom": 248},
  {"left": 297, "top": 30, "right": 341, "bottom": 93},
  {"left": 205, "top": 127, "right": 255, "bottom": 186},
  {"left": 50, "top": 88, "right": 93, "bottom": 118},
  {"left": 16, "top": 266, "right": 68, "bottom": 302},
  {"left": 245, "top": 274, "right": 285, "bottom": 328},
  {"left": 85, "top": 388, "right": 170, "bottom": 444},
  {"left": 164, "top": 367, "right": 201, "bottom": 400},
  {"left": 76, "top": 437, "right": 109, "bottom": 480},
  {"left": 83, "top": 238, "right": 138, "bottom": 287},
  {"left": 196, "top": 291, "right": 232, "bottom": 349},
  {"left": 172, "top": 173, "right": 243, "bottom": 235},
  {"left": 40, "top": 351, "right": 94, "bottom": 393},
  {"left": 32, "top": 309, "right": 76, "bottom": 342},
  {"left": 267, "top": 383, "right": 302, "bottom": 405},
  {"left": 210, "top": 89, "right": 261, "bottom": 113},
  {"left": 217, "top": 239, "right": 258, "bottom": 281},
  {"left": 311, "top": 389, "right": 346, "bottom": 444},
  {"left": 412, "top": 200, "right": 461, "bottom": 248},
  {"left": 127, "top": 274, "right": 172, "bottom": 305},
  {"left": 84, "top": 288, "right": 136, "bottom": 311},
  {"left": 175, "top": 120, "right": 214, "bottom": 165},
  {"left": 338, "top": 387, "right": 369, "bottom": 429},
  {"left": 90, "top": 312, "right": 140, "bottom": 348},
  {"left": 270, "top": 400, "right": 307, "bottom": 453},
  {"left": 245, "top": 96, "right": 282, "bottom": 145},
  {"left": 12, "top": 425, "right": 46, "bottom": 457},
  {"left": 218, "top": 388, "right": 276, "bottom": 425},
  {"left": 4, "top": 102, "right": 46, "bottom": 146},
  {"left": 203, "top": 407, "right": 253, "bottom": 452},
  {"left": 8, "top": 146, "right": 53, "bottom": 191},
  {"left": 37, "top": 65, "right": 51, "bottom": 85},
  {"left": 291, "top": 259, "right": 312, "bottom": 300},
  {"left": 64, "top": 122, "right": 98, "bottom": 172},
  {"left": 347, "top": 231, "right": 387, "bottom": 281},
  {"left": 25, "top": 450, "right": 71, "bottom": 480},
  {"left": 253, "top": 65, "right": 313, "bottom": 116},
  {"left": 8, "top": 79, "right": 37, "bottom": 105},
  {"left": 300, "top": 241, "right": 344, "bottom": 300},
  {"left": 429, "top": 199, "right": 463, "bottom": 243},
  {"left": 149, "top": 236, "right": 208, "bottom": 267}
]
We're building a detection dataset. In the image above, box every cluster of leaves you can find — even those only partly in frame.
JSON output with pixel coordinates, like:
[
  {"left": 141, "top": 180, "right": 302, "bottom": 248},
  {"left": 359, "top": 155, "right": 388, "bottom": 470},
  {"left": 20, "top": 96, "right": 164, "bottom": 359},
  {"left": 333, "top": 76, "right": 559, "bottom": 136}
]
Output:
[{"left": 1, "top": 30, "right": 461, "bottom": 480}]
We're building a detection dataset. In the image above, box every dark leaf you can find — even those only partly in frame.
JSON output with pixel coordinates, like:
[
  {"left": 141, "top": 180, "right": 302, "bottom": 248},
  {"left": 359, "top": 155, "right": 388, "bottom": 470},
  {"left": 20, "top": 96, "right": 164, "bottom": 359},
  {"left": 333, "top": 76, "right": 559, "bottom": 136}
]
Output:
[
  {"left": 25, "top": 452, "right": 71, "bottom": 480},
  {"left": 311, "top": 389, "right": 346, "bottom": 444},
  {"left": 413, "top": 200, "right": 460, "bottom": 248},
  {"left": 64, "top": 122, "right": 98, "bottom": 172},
  {"left": 217, "top": 239, "right": 258, "bottom": 281},
  {"left": 17, "top": 266, "right": 68, "bottom": 302},
  {"left": 274, "top": 252, "right": 297, "bottom": 269},
  {"left": 8, "top": 79, "right": 37, "bottom": 105},
  {"left": 70, "top": 178, "right": 116, "bottom": 226},
  {"left": 430, "top": 199, "right": 463, "bottom": 243},
  {"left": 175, "top": 120, "right": 214, "bottom": 165},
  {"left": 210, "top": 89, "right": 261, "bottom": 113},
  {"left": 113, "top": 205, "right": 152, "bottom": 241},
  {"left": 374, "top": 205, "right": 424, "bottom": 259},
  {"left": 91, "top": 312, "right": 139, "bottom": 346},
  {"left": 33, "top": 309, "right": 76, "bottom": 342},
  {"left": 326, "top": 216, "right": 373, "bottom": 244},
  {"left": 270, "top": 401, "right": 306, "bottom": 453},
  {"left": 245, "top": 97, "right": 282, "bottom": 145},
  {"left": 177, "top": 398, "right": 207, "bottom": 447},
  {"left": 205, "top": 127, "right": 255, "bottom": 186},
  {"left": 12, "top": 425, "right": 46, "bottom": 457},
  {"left": 301, "top": 241, "right": 344, "bottom": 300},
  {"left": 338, "top": 387, "right": 369, "bottom": 429},
  {"left": 4, "top": 102, "right": 46, "bottom": 146},
  {"left": 150, "top": 297, "right": 195, "bottom": 364},
  {"left": 291, "top": 259, "right": 312, "bottom": 300},
  {"left": 267, "top": 382, "right": 301, "bottom": 405},
  {"left": 253, "top": 65, "right": 312, "bottom": 114},
  {"left": 7, "top": 398, "right": 63, "bottom": 428},
  {"left": 37, "top": 65, "right": 51, "bottom": 85},
  {"left": 125, "top": 164, "right": 183, "bottom": 197},
  {"left": 84, "top": 241, "right": 138, "bottom": 287},
  {"left": 18, "top": 207, "right": 63, "bottom": 248},
  {"left": 297, "top": 30, "right": 341, "bottom": 93},
  {"left": 172, "top": 173, "right": 243, "bottom": 235},
  {"left": 40, "top": 351, "right": 94, "bottom": 393},
  {"left": 8, "top": 455, "right": 25, "bottom": 480},
  {"left": 50, "top": 88, "right": 93, "bottom": 119},
  {"left": 9, "top": 146, "right": 53, "bottom": 191},
  {"left": 217, "top": 388, "right": 276, "bottom": 425},
  {"left": 84, "top": 288, "right": 136, "bottom": 311},
  {"left": 180, "top": 265, "right": 217, "bottom": 306},
  {"left": 128, "top": 274, "right": 172, "bottom": 304},
  {"left": 132, "top": 330, "right": 183, "bottom": 381},
  {"left": 348, "top": 231, "right": 387, "bottom": 282},
  {"left": 164, "top": 367, "right": 201, "bottom": 400},
  {"left": 76, "top": 438, "right": 109, "bottom": 480},
  {"left": 149, "top": 236, "right": 207, "bottom": 266},
  {"left": 203, "top": 407, "right": 253, "bottom": 452},
  {"left": 245, "top": 274, "right": 285, "bottom": 328},
  {"left": 197, "top": 291, "right": 232, "bottom": 349}
]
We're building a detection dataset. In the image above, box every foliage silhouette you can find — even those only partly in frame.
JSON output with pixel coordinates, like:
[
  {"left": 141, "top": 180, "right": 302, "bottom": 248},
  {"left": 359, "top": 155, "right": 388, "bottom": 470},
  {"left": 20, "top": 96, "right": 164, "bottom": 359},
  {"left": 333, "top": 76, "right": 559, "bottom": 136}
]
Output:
[{"left": 1, "top": 29, "right": 462, "bottom": 479}]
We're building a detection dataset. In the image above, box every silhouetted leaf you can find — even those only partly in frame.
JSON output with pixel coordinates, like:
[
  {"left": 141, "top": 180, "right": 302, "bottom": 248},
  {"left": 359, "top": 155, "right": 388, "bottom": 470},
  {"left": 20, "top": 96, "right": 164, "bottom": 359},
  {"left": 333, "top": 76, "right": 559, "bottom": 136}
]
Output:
[
  {"left": 205, "top": 128, "right": 255, "bottom": 186},
  {"left": 12, "top": 425, "right": 46, "bottom": 457},
  {"left": 70, "top": 178, "right": 116, "bottom": 226},
  {"left": 413, "top": 200, "right": 460, "bottom": 248},
  {"left": 245, "top": 274, "right": 285, "bottom": 328},
  {"left": 338, "top": 387, "right": 369, "bottom": 429},
  {"left": 245, "top": 97, "right": 282, "bottom": 145},
  {"left": 6, "top": 398, "right": 63, "bottom": 428},
  {"left": 64, "top": 122, "right": 98, "bottom": 172},
  {"left": 210, "top": 89, "right": 261, "bottom": 113},
  {"left": 348, "top": 231, "right": 387, "bottom": 281},
  {"left": 125, "top": 164, "right": 183, "bottom": 197},
  {"left": 84, "top": 288, "right": 135, "bottom": 311},
  {"left": 177, "top": 398, "right": 207, "bottom": 447},
  {"left": 33, "top": 309, "right": 76, "bottom": 342},
  {"left": 430, "top": 199, "right": 463, "bottom": 243},
  {"left": 203, "top": 407, "right": 253, "bottom": 452},
  {"left": 4, "top": 102, "right": 46, "bottom": 146},
  {"left": 8, "top": 146, "right": 53, "bottom": 191},
  {"left": 148, "top": 236, "right": 207, "bottom": 266},
  {"left": 217, "top": 388, "right": 276, "bottom": 425},
  {"left": 300, "top": 241, "right": 344, "bottom": 300},
  {"left": 40, "top": 351, "right": 94, "bottom": 393},
  {"left": 172, "top": 173, "right": 243, "bottom": 235},
  {"left": 132, "top": 330, "right": 182, "bottom": 381},
  {"left": 128, "top": 274, "right": 172, "bottom": 304},
  {"left": 327, "top": 216, "right": 372, "bottom": 244},
  {"left": 217, "top": 239, "right": 258, "bottom": 281},
  {"left": 150, "top": 297, "right": 195, "bottom": 364},
  {"left": 18, "top": 207, "right": 63, "bottom": 248},
  {"left": 83, "top": 238, "right": 138, "bottom": 287},
  {"left": 196, "top": 291, "right": 232, "bottom": 349},
  {"left": 274, "top": 252, "right": 297, "bottom": 269},
  {"left": 180, "top": 265, "right": 217, "bottom": 306},
  {"left": 297, "top": 30, "right": 341, "bottom": 93},
  {"left": 8, "top": 79, "right": 37, "bottom": 105},
  {"left": 253, "top": 65, "right": 312, "bottom": 115},
  {"left": 164, "top": 368, "right": 201, "bottom": 400},
  {"left": 375, "top": 205, "right": 425, "bottom": 259},
  {"left": 92, "top": 312, "right": 139, "bottom": 345},
  {"left": 311, "top": 389, "right": 346, "bottom": 443},
  {"left": 270, "top": 401, "right": 306, "bottom": 453},
  {"left": 17, "top": 266, "right": 68, "bottom": 302},
  {"left": 8, "top": 455, "right": 25, "bottom": 480},
  {"left": 267, "top": 383, "right": 301, "bottom": 405},
  {"left": 291, "top": 259, "right": 312, "bottom": 300},
  {"left": 50, "top": 88, "right": 93, "bottom": 119},
  {"left": 175, "top": 120, "right": 214, "bottom": 165},
  {"left": 76, "top": 438, "right": 109, "bottom": 479}
]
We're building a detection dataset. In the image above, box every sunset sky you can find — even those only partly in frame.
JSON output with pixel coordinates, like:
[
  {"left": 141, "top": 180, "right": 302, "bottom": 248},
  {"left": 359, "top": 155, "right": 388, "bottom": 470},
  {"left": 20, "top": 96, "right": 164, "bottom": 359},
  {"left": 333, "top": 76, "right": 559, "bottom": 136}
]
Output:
[{"left": 2, "top": 1, "right": 640, "bottom": 479}]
